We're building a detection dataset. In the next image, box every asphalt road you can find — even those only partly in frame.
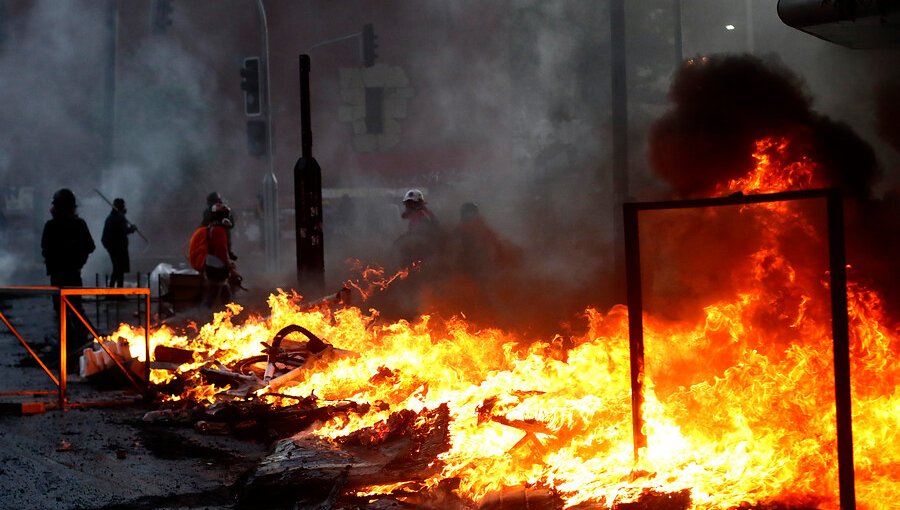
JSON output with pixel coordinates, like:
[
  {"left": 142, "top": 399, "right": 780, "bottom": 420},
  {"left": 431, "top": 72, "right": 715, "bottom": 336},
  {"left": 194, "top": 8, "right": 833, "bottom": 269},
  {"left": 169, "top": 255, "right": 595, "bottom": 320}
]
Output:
[{"left": 0, "top": 294, "right": 269, "bottom": 510}]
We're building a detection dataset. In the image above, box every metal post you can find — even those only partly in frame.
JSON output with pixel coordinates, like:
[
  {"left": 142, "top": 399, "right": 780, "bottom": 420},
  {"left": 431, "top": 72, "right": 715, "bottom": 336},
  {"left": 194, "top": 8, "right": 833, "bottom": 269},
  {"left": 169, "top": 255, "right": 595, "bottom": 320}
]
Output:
[
  {"left": 623, "top": 203, "right": 647, "bottom": 460},
  {"left": 59, "top": 292, "right": 67, "bottom": 410},
  {"left": 610, "top": 0, "right": 630, "bottom": 300},
  {"left": 94, "top": 273, "right": 100, "bottom": 326},
  {"left": 256, "top": 0, "right": 279, "bottom": 274},
  {"left": 294, "top": 54, "right": 325, "bottom": 295},
  {"left": 745, "top": 0, "right": 755, "bottom": 53},
  {"left": 673, "top": 0, "right": 683, "bottom": 65},
  {"left": 103, "top": 0, "right": 118, "bottom": 169},
  {"left": 145, "top": 292, "right": 151, "bottom": 388},
  {"left": 623, "top": 189, "right": 856, "bottom": 506},
  {"left": 827, "top": 190, "right": 856, "bottom": 509}
]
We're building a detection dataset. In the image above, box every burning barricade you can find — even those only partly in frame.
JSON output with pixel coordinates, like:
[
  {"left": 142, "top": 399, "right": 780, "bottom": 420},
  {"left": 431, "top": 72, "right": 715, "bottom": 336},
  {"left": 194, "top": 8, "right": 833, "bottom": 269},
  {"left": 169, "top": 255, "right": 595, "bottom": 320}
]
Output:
[{"left": 85, "top": 138, "right": 900, "bottom": 509}]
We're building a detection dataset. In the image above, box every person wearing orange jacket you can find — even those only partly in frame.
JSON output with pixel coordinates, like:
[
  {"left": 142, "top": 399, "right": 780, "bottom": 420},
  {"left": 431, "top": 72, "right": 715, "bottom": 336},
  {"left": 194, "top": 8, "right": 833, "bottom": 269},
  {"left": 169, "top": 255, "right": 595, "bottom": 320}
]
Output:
[{"left": 201, "top": 202, "right": 241, "bottom": 308}]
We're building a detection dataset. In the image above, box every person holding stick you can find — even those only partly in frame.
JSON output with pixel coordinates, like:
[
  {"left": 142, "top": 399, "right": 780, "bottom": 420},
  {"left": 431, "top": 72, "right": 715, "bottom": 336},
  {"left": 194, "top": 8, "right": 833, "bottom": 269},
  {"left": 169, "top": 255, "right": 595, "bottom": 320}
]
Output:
[{"left": 101, "top": 198, "right": 137, "bottom": 288}]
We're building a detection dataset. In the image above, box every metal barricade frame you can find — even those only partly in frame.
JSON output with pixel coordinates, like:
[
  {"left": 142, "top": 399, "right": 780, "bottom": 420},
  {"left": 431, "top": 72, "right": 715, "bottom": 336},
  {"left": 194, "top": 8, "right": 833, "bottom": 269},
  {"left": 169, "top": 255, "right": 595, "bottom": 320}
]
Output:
[
  {"left": 623, "top": 188, "right": 855, "bottom": 509},
  {"left": 0, "top": 286, "right": 152, "bottom": 410}
]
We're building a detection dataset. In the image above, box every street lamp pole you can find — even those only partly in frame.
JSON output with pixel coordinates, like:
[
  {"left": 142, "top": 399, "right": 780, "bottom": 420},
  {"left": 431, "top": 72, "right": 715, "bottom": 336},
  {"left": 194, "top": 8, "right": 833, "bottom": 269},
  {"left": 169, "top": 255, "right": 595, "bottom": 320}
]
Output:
[
  {"left": 745, "top": 0, "right": 755, "bottom": 53},
  {"left": 256, "top": 0, "right": 279, "bottom": 274}
]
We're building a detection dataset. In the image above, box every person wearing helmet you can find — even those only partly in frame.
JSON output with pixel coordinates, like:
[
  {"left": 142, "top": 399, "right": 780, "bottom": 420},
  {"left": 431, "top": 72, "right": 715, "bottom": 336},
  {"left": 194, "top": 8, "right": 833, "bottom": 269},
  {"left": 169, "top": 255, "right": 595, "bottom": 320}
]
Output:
[
  {"left": 202, "top": 191, "right": 237, "bottom": 261},
  {"left": 41, "top": 188, "right": 96, "bottom": 343},
  {"left": 396, "top": 188, "right": 441, "bottom": 266},
  {"left": 201, "top": 201, "right": 241, "bottom": 308},
  {"left": 101, "top": 197, "right": 137, "bottom": 288},
  {"left": 401, "top": 188, "right": 436, "bottom": 233},
  {"left": 42, "top": 189, "right": 96, "bottom": 287}
]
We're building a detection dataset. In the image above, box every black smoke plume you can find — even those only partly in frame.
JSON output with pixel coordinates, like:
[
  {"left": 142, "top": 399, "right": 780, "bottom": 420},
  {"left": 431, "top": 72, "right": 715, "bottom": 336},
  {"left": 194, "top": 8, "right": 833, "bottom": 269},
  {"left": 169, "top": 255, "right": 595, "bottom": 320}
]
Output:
[
  {"left": 647, "top": 53, "right": 900, "bottom": 321},
  {"left": 648, "top": 54, "right": 880, "bottom": 200}
]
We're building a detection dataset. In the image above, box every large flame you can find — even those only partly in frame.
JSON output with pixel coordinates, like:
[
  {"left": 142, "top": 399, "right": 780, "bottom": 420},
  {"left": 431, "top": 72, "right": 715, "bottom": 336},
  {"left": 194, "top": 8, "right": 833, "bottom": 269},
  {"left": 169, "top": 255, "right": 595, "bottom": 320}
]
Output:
[{"left": 111, "top": 136, "right": 898, "bottom": 508}]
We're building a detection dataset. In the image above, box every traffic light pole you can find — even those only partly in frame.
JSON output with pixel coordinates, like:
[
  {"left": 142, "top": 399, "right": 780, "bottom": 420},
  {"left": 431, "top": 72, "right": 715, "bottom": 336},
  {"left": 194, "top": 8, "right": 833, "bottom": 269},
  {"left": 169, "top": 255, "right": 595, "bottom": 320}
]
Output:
[
  {"left": 255, "top": 0, "right": 279, "bottom": 274},
  {"left": 307, "top": 23, "right": 377, "bottom": 67}
]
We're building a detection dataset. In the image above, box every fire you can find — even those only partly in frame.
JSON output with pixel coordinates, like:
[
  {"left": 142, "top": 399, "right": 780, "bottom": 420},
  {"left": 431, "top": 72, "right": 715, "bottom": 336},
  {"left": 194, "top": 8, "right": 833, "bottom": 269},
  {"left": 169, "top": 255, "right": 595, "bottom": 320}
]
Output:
[
  {"left": 344, "top": 258, "right": 418, "bottom": 301},
  {"left": 720, "top": 136, "right": 818, "bottom": 195},
  {"left": 106, "top": 136, "right": 898, "bottom": 508}
]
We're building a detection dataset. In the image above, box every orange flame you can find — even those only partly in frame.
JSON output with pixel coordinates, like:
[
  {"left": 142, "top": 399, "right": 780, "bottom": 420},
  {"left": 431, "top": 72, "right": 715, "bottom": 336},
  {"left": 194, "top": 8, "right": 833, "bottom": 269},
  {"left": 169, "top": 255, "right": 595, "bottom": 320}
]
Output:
[
  {"left": 720, "top": 136, "right": 818, "bottom": 195},
  {"left": 106, "top": 137, "right": 898, "bottom": 508},
  {"left": 344, "top": 259, "right": 418, "bottom": 301}
]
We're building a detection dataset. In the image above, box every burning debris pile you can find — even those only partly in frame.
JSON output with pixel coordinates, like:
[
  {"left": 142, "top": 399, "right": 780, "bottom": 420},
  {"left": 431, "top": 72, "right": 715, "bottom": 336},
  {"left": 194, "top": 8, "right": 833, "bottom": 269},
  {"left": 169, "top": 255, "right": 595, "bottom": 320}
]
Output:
[
  {"left": 94, "top": 53, "right": 900, "bottom": 508},
  {"left": 100, "top": 133, "right": 899, "bottom": 509}
]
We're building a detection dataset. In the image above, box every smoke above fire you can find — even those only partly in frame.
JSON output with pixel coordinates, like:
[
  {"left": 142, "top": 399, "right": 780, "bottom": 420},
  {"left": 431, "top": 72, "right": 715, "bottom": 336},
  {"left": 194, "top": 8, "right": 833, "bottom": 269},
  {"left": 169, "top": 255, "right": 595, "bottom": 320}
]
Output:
[
  {"left": 0, "top": 1, "right": 236, "bottom": 285},
  {"left": 648, "top": 53, "right": 880, "bottom": 200},
  {"left": 2, "top": 2, "right": 900, "bottom": 336},
  {"left": 645, "top": 53, "right": 900, "bottom": 322}
]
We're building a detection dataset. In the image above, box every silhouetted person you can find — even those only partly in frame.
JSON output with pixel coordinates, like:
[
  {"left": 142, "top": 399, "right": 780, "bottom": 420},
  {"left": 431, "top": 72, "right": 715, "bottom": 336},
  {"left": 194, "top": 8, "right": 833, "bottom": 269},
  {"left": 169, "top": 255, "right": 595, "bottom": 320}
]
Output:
[
  {"left": 41, "top": 188, "right": 95, "bottom": 344},
  {"left": 101, "top": 198, "right": 137, "bottom": 288},
  {"left": 453, "top": 202, "right": 507, "bottom": 279},
  {"left": 331, "top": 193, "right": 356, "bottom": 239}
]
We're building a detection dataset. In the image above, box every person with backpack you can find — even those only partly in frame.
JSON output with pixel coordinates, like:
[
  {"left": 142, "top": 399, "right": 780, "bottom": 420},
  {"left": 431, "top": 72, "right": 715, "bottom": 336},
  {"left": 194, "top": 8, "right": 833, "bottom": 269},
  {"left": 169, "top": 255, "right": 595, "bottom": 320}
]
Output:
[
  {"left": 189, "top": 201, "right": 241, "bottom": 309},
  {"left": 202, "top": 191, "right": 237, "bottom": 262}
]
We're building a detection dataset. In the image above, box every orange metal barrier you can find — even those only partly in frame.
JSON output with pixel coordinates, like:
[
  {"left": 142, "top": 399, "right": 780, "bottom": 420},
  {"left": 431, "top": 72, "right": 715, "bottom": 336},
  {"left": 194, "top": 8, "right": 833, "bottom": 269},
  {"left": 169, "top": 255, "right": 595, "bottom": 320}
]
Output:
[{"left": 0, "top": 286, "right": 152, "bottom": 409}]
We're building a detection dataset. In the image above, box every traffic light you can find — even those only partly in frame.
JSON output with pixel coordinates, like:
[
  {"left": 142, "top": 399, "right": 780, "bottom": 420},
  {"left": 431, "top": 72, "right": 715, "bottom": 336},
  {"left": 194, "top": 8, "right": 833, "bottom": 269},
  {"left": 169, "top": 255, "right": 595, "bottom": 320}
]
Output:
[
  {"left": 361, "top": 23, "right": 378, "bottom": 67},
  {"left": 240, "top": 57, "right": 261, "bottom": 116},
  {"left": 151, "top": 0, "right": 173, "bottom": 34}
]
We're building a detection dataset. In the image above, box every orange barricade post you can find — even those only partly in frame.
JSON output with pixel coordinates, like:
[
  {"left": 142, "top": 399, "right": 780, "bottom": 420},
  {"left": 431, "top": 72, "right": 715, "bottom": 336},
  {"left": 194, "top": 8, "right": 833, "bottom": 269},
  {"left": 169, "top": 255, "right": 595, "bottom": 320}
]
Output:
[{"left": 0, "top": 286, "right": 152, "bottom": 410}]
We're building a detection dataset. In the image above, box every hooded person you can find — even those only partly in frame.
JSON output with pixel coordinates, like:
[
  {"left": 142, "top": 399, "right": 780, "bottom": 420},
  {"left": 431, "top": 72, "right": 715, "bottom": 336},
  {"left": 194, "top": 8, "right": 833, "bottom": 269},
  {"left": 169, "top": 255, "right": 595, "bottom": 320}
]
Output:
[
  {"left": 41, "top": 188, "right": 96, "bottom": 290},
  {"left": 41, "top": 188, "right": 95, "bottom": 345},
  {"left": 101, "top": 198, "right": 137, "bottom": 288}
]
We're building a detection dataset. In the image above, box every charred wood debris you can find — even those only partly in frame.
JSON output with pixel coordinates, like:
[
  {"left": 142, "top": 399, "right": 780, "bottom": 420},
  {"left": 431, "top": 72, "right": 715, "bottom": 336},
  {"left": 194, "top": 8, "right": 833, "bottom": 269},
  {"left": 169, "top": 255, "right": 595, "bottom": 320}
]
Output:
[{"left": 83, "top": 308, "right": 801, "bottom": 510}]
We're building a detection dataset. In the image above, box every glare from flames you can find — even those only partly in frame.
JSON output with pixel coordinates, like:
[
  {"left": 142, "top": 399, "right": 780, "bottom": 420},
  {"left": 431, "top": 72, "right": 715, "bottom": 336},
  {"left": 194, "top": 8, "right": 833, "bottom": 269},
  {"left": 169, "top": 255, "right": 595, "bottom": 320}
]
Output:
[{"left": 110, "top": 136, "right": 898, "bottom": 509}]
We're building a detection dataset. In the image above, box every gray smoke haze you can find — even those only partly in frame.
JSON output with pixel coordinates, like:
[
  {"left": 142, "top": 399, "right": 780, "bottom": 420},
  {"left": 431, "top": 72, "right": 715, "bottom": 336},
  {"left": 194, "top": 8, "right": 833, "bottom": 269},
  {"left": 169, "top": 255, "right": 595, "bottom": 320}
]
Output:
[
  {"left": 0, "top": 1, "right": 109, "bottom": 282},
  {"left": 0, "top": 1, "right": 236, "bottom": 287},
  {"left": 313, "top": 1, "right": 620, "bottom": 333},
  {"left": 2, "top": 1, "right": 900, "bottom": 334}
]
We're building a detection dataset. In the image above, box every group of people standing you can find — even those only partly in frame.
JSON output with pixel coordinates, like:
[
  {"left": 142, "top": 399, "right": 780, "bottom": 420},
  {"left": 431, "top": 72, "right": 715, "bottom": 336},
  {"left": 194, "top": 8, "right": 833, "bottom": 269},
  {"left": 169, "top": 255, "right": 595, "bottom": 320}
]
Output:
[
  {"left": 40, "top": 188, "right": 240, "bottom": 314},
  {"left": 395, "top": 187, "right": 515, "bottom": 276},
  {"left": 39, "top": 185, "right": 508, "bottom": 324},
  {"left": 40, "top": 188, "right": 138, "bottom": 345},
  {"left": 389, "top": 188, "right": 520, "bottom": 323},
  {"left": 40, "top": 188, "right": 136, "bottom": 293}
]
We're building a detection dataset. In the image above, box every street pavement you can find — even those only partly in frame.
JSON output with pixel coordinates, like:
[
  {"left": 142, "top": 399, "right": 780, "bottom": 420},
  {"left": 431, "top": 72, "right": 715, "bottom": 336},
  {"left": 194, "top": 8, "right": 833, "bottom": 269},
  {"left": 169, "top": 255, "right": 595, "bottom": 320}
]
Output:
[{"left": 0, "top": 294, "right": 269, "bottom": 510}]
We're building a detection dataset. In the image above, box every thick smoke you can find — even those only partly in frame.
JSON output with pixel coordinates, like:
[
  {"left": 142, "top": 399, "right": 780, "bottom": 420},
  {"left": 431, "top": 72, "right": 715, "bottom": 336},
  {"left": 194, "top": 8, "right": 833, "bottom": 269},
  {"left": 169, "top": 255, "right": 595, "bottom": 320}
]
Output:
[
  {"left": 648, "top": 53, "right": 880, "bottom": 199},
  {"left": 340, "top": 1, "right": 619, "bottom": 336},
  {"left": 0, "top": 2, "right": 110, "bottom": 283},
  {"left": 0, "top": 1, "right": 237, "bottom": 287},
  {"left": 874, "top": 76, "right": 900, "bottom": 156},
  {"left": 646, "top": 53, "right": 900, "bottom": 320}
]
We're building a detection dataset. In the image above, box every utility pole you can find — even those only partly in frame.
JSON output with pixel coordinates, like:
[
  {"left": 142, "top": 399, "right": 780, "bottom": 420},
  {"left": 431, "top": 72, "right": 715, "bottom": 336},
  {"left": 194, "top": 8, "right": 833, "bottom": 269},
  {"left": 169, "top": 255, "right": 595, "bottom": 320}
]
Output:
[
  {"left": 255, "top": 0, "right": 279, "bottom": 274},
  {"left": 103, "top": 1, "right": 118, "bottom": 171},
  {"left": 294, "top": 55, "right": 325, "bottom": 295},
  {"left": 610, "top": 0, "right": 630, "bottom": 300},
  {"left": 745, "top": 0, "right": 755, "bottom": 53},
  {"left": 673, "top": 0, "right": 683, "bottom": 65}
]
